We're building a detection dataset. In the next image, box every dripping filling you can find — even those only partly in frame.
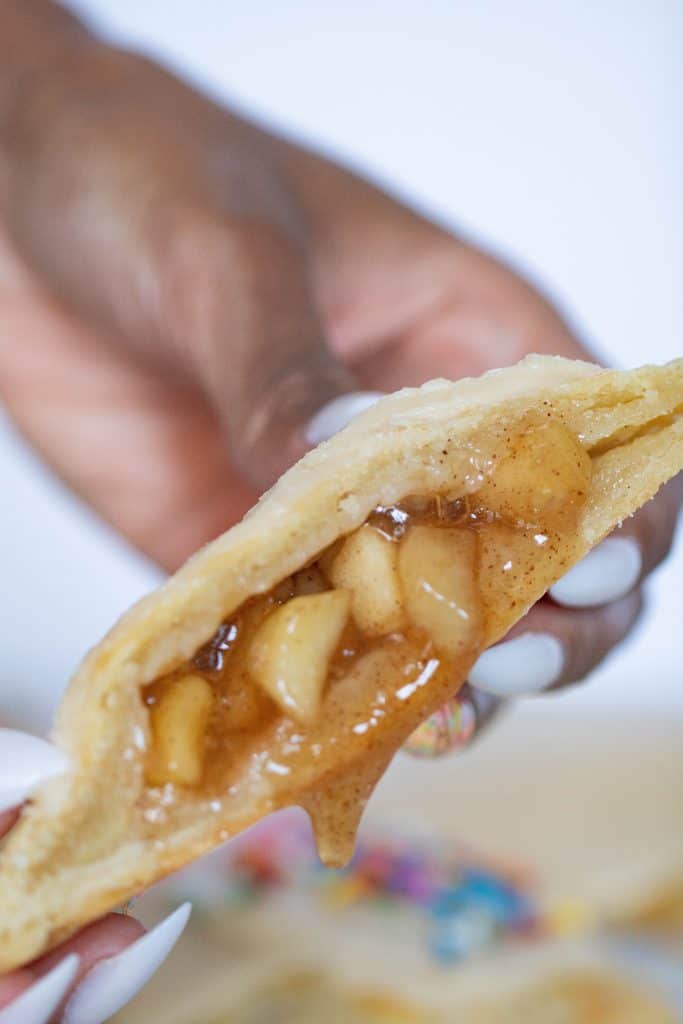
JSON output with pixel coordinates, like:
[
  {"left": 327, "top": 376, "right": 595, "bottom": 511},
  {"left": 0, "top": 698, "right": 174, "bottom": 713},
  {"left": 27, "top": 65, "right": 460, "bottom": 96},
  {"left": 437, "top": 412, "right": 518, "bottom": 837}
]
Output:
[{"left": 140, "top": 419, "right": 592, "bottom": 858}]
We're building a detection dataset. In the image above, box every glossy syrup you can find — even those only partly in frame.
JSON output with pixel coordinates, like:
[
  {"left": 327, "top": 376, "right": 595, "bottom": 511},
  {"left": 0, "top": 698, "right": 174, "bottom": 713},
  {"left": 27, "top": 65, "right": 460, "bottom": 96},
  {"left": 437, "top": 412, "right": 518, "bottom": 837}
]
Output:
[{"left": 140, "top": 417, "right": 591, "bottom": 865}]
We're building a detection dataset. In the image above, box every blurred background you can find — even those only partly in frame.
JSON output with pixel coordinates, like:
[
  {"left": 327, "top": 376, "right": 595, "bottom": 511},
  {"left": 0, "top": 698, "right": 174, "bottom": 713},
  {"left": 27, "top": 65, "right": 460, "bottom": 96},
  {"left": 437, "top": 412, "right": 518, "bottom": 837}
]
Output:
[{"left": 1, "top": 3, "right": 682, "bottom": 1019}]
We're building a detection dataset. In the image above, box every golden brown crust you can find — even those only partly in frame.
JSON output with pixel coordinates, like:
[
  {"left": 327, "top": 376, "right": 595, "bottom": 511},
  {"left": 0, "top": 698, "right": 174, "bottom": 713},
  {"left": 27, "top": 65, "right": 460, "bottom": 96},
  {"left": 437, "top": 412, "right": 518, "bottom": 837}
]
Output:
[
  {"left": 0, "top": 355, "right": 681, "bottom": 971},
  {"left": 616, "top": 874, "right": 683, "bottom": 936}
]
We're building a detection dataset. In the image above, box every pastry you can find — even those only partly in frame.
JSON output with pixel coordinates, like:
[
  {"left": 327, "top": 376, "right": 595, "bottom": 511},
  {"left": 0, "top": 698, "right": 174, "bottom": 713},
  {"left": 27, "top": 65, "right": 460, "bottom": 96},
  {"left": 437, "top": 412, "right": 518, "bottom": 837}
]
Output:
[
  {"left": 0, "top": 354, "right": 681, "bottom": 971},
  {"left": 116, "top": 699, "right": 683, "bottom": 1024}
]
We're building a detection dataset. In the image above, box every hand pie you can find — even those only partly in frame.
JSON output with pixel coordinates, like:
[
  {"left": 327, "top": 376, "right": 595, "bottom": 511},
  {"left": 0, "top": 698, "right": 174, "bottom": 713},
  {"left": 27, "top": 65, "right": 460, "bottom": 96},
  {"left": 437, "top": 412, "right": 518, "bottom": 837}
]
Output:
[{"left": 0, "top": 355, "right": 681, "bottom": 971}]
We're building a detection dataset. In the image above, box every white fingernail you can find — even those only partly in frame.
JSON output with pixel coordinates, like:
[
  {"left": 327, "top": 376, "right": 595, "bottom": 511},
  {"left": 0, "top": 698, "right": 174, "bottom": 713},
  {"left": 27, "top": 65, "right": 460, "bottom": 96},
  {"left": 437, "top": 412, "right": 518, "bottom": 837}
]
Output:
[
  {"left": 0, "top": 728, "right": 69, "bottom": 814},
  {"left": 305, "top": 391, "right": 384, "bottom": 445},
  {"left": 469, "top": 633, "right": 564, "bottom": 697},
  {"left": 63, "top": 903, "right": 191, "bottom": 1024},
  {"left": 550, "top": 537, "right": 642, "bottom": 608},
  {"left": 0, "top": 954, "right": 79, "bottom": 1024}
]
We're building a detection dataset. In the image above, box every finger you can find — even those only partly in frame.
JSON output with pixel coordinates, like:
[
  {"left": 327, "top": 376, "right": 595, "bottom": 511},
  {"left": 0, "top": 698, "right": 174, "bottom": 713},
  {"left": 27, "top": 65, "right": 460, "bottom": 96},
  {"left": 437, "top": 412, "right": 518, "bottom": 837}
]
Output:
[
  {"left": 550, "top": 478, "right": 682, "bottom": 608},
  {"left": 52, "top": 903, "right": 189, "bottom": 1024},
  {"left": 468, "top": 590, "right": 644, "bottom": 698},
  {"left": 1, "top": 49, "right": 367, "bottom": 490},
  {"left": 176, "top": 215, "right": 379, "bottom": 486},
  {"left": 0, "top": 955, "right": 79, "bottom": 1023},
  {"left": 403, "top": 574, "right": 645, "bottom": 752},
  {"left": 273, "top": 137, "right": 596, "bottom": 386},
  {"left": 357, "top": 243, "right": 594, "bottom": 391},
  {"left": 0, "top": 729, "right": 68, "bottom": 822},
  {"left": 0, "top": 725, "right": 190, "bottom": 1020},
  {"left": 0, "top": 905, "right": 190, "bottom": 1023},
  {"left": 465, "top": 480, "right": 679, "bottom": 699},
  {"left": 402, "top": 685, "right": 502, "bottom": 758},
  {"left": 0, "top": 809, "right": 20, "bottom": 837}
]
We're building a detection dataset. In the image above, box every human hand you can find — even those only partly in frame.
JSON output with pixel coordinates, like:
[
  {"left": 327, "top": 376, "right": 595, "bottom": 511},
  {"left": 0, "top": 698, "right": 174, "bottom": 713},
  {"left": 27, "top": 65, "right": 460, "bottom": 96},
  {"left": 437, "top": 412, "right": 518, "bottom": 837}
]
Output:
[
  {"left": 403, "top": 475, "right": 681, "bottom": 759},
  {"left": 0, "top": 9, "right": 680, "bottom": 771},
  {"left": 0, "top": 1, "right": 603, "bottom": 569},
  {"left": 0, "top": 729, "right": 189, "bottom": 1024}
]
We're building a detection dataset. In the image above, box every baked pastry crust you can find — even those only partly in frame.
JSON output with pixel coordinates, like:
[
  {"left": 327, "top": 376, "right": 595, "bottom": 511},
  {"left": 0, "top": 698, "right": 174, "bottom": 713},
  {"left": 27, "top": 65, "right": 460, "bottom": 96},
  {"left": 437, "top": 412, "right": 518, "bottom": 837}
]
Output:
[{"left": 0, "top": 354, "right": 681, "bottom": 971}]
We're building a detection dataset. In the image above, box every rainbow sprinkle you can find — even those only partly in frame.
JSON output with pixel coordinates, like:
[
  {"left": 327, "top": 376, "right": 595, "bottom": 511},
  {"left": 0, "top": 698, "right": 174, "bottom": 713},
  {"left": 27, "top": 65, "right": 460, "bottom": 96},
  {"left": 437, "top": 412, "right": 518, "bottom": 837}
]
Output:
[{"left": 178, "top": 818, "right": 584, "bottom": 965}]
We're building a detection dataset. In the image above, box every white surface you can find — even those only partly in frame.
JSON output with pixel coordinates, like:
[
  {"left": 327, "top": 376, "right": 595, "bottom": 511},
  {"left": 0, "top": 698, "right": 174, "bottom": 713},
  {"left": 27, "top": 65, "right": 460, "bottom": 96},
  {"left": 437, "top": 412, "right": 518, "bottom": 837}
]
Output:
[{"left": 1, "top": 1, "right": 681, "bottom": 730}]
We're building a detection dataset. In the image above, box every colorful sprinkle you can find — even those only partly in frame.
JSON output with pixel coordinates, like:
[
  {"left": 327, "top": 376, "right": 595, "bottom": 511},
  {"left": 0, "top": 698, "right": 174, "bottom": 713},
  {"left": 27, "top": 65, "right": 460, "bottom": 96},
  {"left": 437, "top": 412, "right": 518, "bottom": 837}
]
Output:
[
  {"left": 172, "top": 818, "right": 593, "bottom": 966},
  {"left": 429, "top": 906, "right": 498, "bottom": 963}
]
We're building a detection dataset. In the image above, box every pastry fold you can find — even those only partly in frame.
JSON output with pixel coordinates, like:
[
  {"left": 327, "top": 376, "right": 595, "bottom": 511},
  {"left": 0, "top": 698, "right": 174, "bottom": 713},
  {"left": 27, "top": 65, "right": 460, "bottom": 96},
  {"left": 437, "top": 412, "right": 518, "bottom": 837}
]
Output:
[{"left": 0, "top": 354, "right": 681, "bottom": 972}]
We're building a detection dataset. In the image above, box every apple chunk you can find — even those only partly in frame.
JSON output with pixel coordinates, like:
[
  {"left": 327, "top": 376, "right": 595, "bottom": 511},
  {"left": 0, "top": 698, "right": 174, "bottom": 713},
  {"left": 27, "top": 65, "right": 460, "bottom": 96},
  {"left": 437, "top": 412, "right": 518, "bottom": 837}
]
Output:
[
  {"left": 398, "top": 525, "right": 481, "bottom": 655},
  {"left": 475, "top": 420, "right": 592, "bottom": 530},
  {"left": 148, "top": 673, "right": 214, "bottom": 786},
  {"left": 329, "top": 525, "right": 406, "bottom": 636},
  {"left": 247, "top": 590, "right": 351, "bottom": 724}
]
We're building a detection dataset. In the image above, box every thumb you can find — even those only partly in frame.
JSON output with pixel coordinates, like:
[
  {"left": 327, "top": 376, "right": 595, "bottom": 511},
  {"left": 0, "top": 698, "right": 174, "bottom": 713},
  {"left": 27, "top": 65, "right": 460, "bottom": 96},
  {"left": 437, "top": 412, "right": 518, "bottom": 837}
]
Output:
[{"left": 184, "top": 220, "right": 382, "bottom": 488}]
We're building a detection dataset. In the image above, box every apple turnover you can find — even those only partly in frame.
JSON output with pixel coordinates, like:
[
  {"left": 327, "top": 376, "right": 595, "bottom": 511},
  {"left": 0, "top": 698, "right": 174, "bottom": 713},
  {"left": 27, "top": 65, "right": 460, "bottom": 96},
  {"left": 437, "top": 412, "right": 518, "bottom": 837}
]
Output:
[{"left": 0, "top": 355, "right": 681, "bottom": 971}]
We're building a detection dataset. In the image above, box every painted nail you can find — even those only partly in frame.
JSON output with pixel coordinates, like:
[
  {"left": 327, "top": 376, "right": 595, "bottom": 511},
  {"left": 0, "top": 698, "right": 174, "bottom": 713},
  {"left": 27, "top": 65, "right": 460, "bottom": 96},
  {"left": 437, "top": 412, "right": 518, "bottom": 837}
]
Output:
[
  {"left": 549, "top": 537, "right": 642, "bottom": 608},
  {"left": 63, "top": 903, "right": 191, "bottom": 1024},
  {"left": 305, "top": 391, "right": 384, "bottom": 445},
  {"left": 468, "top": 633, "right": 564, "bottom": 697},
  {"left": 0, "top": 954, "right": 79, "bottom": 1024},
  {"left": 403, "top": 691, "right": 477, "bottom": 757},
  {"left": 0, "top": 728, "right": 69, "bottom": 815}
]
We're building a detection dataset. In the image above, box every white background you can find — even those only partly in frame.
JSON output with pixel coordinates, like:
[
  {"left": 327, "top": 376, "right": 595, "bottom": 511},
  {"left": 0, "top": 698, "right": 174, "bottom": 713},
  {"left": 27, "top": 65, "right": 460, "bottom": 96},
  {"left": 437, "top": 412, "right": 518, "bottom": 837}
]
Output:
[{"left": 1, "top": 1, "right": 681, "bottom": 731}]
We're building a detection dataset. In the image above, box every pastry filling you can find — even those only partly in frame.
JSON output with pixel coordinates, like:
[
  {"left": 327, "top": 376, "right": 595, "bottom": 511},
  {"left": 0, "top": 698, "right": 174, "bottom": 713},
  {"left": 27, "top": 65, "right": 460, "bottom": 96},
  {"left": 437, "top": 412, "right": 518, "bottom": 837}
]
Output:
[{"left": 141, "top": 419, "right": 592, "bottom": 859}]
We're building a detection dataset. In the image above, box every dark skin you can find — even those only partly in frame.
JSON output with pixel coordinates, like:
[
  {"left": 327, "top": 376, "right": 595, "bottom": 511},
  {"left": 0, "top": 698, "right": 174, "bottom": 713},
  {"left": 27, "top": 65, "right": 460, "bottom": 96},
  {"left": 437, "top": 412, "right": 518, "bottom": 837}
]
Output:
[{"left": 0, "top": 2, "right": 680, "bottom": 1012}]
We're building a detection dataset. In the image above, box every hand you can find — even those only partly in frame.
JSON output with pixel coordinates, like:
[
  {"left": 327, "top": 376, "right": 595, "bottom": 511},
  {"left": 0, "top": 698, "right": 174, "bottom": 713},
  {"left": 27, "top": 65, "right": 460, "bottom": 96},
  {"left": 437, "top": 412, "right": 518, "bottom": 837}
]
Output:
[
  {"left": 404, "top": 475, "right": 682, "bottom": 759},
  {"left": 0, "top": 0, "right": 678, "bottom": 970},
  {"left": 0, "top": 728, "right": 189, "bottom": 1024},
  {"left": 0, "top": 4, "right": 603, "bottom": 570},
  {"left": 1, "top": 5, "right": 679, "bottom": 745}
]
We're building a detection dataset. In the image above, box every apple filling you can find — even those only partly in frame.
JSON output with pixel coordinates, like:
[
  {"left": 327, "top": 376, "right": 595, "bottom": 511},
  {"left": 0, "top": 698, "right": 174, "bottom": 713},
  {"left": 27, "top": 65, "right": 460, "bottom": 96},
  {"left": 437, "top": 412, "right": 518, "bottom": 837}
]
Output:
[{"left": 141, "top": 419, "right": 591, "bottom": 852}]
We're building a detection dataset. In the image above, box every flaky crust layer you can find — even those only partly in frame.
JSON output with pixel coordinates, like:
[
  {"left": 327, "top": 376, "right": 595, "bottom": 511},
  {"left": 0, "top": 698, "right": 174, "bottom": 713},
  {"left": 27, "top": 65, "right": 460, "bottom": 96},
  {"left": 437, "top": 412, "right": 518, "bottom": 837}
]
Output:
[{"left": 1, "top": 355, "right": 681, "bottom": 971}]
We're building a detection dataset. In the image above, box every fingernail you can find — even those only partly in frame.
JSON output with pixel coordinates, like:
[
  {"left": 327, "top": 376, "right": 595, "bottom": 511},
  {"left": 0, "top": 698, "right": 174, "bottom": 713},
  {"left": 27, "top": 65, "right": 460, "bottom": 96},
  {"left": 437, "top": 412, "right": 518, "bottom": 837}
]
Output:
[
  {"left": 403, "top": 691, "right": 478, "bottom": 757},
  {"left": 63, "top": 904, "right": 191, "bottom": 1024},
  {"left": 468, "top": 633, "right": 564, "bottom": 697},
  {"left": 305, "top": 391, "right": 384, "bottom": 445},
  {"left": 549, "top": 537, "right": 642, "bottom": 608},
  {"left": 0, "top": 954, "right": 79, "bottom": 1024},
  {"left": 0, "top": 728, "right": 69, "bottom": 814}
]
